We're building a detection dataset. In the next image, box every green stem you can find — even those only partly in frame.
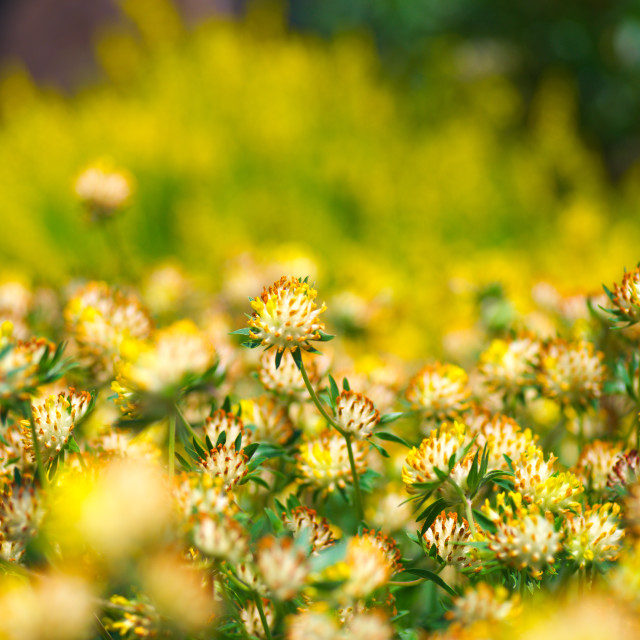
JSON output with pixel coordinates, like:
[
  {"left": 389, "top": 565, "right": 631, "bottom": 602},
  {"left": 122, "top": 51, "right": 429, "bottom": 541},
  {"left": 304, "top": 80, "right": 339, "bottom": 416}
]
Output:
[
  {"left": 174, "top": 402, "right": 202, "bottom": 443},
  {"left": 254, "top": 593, "right": 273, "bottom": 640},
  {"left": 464, "top": 497, "right": 477, "bottom": 536},
  {"left": 298, "top": 356, "right": 364, "bottom": 522},
  {"left": 24, "top": 400, "right": 47, "bottom": 488},
  {"left": 388, "top": 577, "right": 426, "bottom": 587},
  {"left": 168, "top": 413, "right": 176, "bottom": 479}
]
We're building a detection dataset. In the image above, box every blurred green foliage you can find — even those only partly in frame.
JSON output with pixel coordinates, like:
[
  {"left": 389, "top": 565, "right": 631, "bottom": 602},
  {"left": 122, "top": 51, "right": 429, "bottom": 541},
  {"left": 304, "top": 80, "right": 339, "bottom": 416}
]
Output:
[{"left": 288, "top": 0, "right": 640, "bottom": 175}]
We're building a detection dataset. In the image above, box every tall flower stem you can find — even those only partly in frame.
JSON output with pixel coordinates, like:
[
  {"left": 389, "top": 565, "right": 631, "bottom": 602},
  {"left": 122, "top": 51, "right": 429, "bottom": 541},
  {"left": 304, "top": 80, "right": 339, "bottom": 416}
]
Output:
[
  {"left": 24, "top": 400, "right": 47, "bottom": 487},
  {"left": 254, "top": 593, "right": 273, "bottom": 640},
  {"left": 297, "top": 354, "right": 364, "bottom": 521}
]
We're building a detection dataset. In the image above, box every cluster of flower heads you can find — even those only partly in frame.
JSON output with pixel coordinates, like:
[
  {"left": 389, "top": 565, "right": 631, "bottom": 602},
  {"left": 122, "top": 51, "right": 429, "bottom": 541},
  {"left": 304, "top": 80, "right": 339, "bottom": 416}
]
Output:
[{"left": 2, "top": 264, "right": 640, "bottom": 639}]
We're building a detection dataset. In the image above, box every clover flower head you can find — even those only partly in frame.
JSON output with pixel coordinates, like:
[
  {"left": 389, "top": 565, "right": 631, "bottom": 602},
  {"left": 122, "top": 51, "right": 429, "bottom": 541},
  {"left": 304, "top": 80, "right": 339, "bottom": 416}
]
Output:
[
  {"left": 236, "top": 562, "right": 269, "bottom": 595},
  {"left": 564, "top": 503, "right": 624, "bottom": 567},
  {"left": 514, "top": 445, "right": 584, "bottom": 512},
  {"left": 335, "top": 390, "right": 380, "bottom": 439},
  {"left": 473, "top": 413, "right": 536, "bottom": 471},
  {"left": 297, "top": 430, "right": 367, "bottom": 492},
  {"left": 446, "top": 582, "right": 520, "bottom": 627},
  {"left": 283, "top": 505, "right": 336, "bottom": 554},
  {"left": 257, "top": 536, "right": 309, "bottom": 600},
  {"left": 65, "top": 282, "right": 152, "bottom": 374},
  {"left": 346, "top": 611, "right": 394, "bottom": 640},
  {"left": 203, "top": 410, "right": 251, "bottom": 450},
  {"left": 286, "top": 610, "right": 339, "bottom": 640},
  {"left": 115, "top": 320, "right": 215, "bottom": 396},
  {"left": 242, "top": 397, "right": 294, "bottom": 445},
  {"left": 173, "top": 473, "right": 233, "bottom": 521},
  {"left": 607, "top": 267, "right": 640, "bottom": 326},
  {"left": 248, "top": 276, "right": 327, "bottom": 353},
  {"left": 193, "top": 513, "right": 249, "bottom": 563},
  {"left": 406, "top": 363, "right": 471, "bottom": 424},
  {"left": 538, "top": 338, "right": 606, "bottom": 407},
  {"left": 0, "top": 482, "right": 44, "bottom": 544},
  {"left": 0, "top": 336, "right": 53, "bottom": 399},
  {"left": 479, "top": 334, "right": 541, "bottom": 393},
  {"left": 482, "top": 492, "right": 562, "bottom": 579},
  {"left": 423, "top": 511, "right": 474, "bottom": 568},
  {"left": 607, "top": 449, "right": 640, "bottom": 488},
  {"left": 360, "top": 528, "right": 403, "bottom": 574},
  {"left": 22, "top": 388, "right": 91, "bottom": 462},
  {"left": 198, "top": 443, "right": 248, "bottom": 490},
  {"left": 240, "top": 599, "right": 275, "bottom": 640},
  {"left": 401, "top": 421, "right": 468, "bottom": 491},
  {"left": 258, "top": 349, "right": 319, "bottom": 399},
  {"left": 341, "top": 533, "right": 394, "bottom": 599},
  {"left": 573, "top": 440, "right": 624, "bottom": 491},
  {"left": 75, "top": 161, "right": 133, "bottom": 220}
]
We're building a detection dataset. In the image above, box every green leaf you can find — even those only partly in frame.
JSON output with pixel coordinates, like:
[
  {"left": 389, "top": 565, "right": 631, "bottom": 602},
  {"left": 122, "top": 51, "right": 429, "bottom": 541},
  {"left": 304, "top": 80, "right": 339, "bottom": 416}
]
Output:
[
  {"left": 229, "top": 328, "right": 251, "bottom": 336},
  {"left": 192, "top": 437, "right": 207, "bottom": 460},
  {"left": 379, "top": 412, "right": 405, "bottom": 425},
  {"left": 417, "top": 498, "right": 448, "bottom": 536},
  {"left": 222, "top": 396, "right": 232, "bottom": 413},
  {"left": 67, "top": 436, "right": 81, "bottom": 453},
  {"left": 243, "top": 443, "right": 260, "bottom": 460},
  {"left": 175, "top": 452, "right": 192, "bottom": 472},
  {"left": 328, "top": 375, "right": 340, "bottom": 406},
  {"left": 374, "top": 431, "right": 413, "bottom": 448},
  {"left": 342, "top": 377, "right": 350, "bottom": 391},
  {"left": 291, "top": 348, "right": 303, "bottom": 370},
  {"left": 275, "top": 349, "right": 284, "bottom": 370},
  {"left": 318, "top": 331, "right": 335, "bottom": 342},
  {"left": 403, "top": 569, "right": 457, "bottom": 596},
  {"left": 234, "top": 432, "right": 242, "bottom": 451},
  {"left": 369, "top": 440, "right": 390, "bottom": 458},
  {"left": 472, "top": 509, "right": 497, "bottom": 533}
]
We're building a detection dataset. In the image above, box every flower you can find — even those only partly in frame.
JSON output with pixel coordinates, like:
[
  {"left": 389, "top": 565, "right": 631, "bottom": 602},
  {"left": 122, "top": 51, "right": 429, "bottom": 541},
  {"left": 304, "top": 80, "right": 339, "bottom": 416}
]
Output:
[
  {"left": 241, "top": 397, "right": 294, "bottom": 445},
  {"left": 65, "top": 282, "right": 152, "bottom": 376},
  {"left": 0, "top": 336, "right": 53, "bottom": 400},
  {"left": 286, "top": 610, "right": 339, "bottom": 640},
  {"left": 247, "top": 276, "right": 327, "bottom": 353},
  {"left": 22, "top": 389, "right": 91, "bottom": 462},
  {"left": 258, "top": 349, "right": 319, "bottom": 400},
  {"left": 346, "top": 611, "right": 394, "bottom": 640},
  {"left": 423, "top": 511, "right": 474, "bottom": 568},
  {"left": 360, "top": 528, "right": 403, "bottom": 574},
  {"left": 514, "top": 445, "right": 584, "bottom": 512},
  {"left": 257, "top": 536, "right": 309, "bottom": 600},
  {"left": 334, "top": 390, "right": 380, "bottom": 439},
  {"left": 297, "top": 430, "right": 367, "bottom": 492},
  {"left": 607, "top": 449, "right": 640, "bottom": 488},
  {"left": 198, "top": 444, "right": 249, "bottom": 490},
  {"left": 283, "top": 506, "right": 336, "bottom": 554},
  {"left": 240, "top": 599, "right": 275, "bottom": 639},
  {"left": 203, "top": 410, "right": 251, "bottom": 450},
  {"left": 469, "top": 412, "right": 536, "bottom": 471},
  {"left": 401, "top": 421, "right": 468, "bottom": 492},
  {"left": 564, "top": 503, "right": 624, "bottom": 567},
  {"left": 406, "top": 363, "right": 471, "bottom": 425},
  {"left": 74, "top": 161, "right": 133, "bottom": 220},
  {"left": 0, "top": 481, "right": 44, "bottom": 544},
  {"left": 606, "top": 266, "right": 640, "bottom": 326},
  {"left": 538, "top": 339, "right": 606, "bottom": 407},
  {"left": 173, "top": 473, "right": 233, "bottom": 522},
  {"left": 479, "top": 334, "right": 541, "bottom": 395},
  {"left": 114, "top": 320, "right": 215, "bottom": 399},
  {"left": 482, "top": 492, "right": 562, "bottom": 579},
  {"left": 573, "top": 441, "right": 624, "bottom": 491},
  {"left": 193, "top": 513, "right": 249, "bottom": 564},
  {"left": 340, "top": 533, "right": 393, "bottom": 599},
  {"left": 446, "top": 582, "right": 520, "bottom": 626}
]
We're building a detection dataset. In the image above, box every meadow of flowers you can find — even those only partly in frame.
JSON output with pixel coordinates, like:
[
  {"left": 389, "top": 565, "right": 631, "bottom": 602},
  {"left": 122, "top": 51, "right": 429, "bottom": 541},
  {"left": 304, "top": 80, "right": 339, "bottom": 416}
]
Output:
[{"left": 3, "top": 3, "right": 640, "bottom": 639}]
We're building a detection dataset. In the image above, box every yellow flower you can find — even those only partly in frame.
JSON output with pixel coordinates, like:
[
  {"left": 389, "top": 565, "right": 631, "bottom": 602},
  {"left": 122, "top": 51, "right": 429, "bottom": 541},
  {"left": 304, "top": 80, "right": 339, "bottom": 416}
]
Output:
[
  {"left": 406, "top": 363, "right": 471, "bottom": 426},
  {"left": 482, "top": 492, "right": 561, "bottom": 579},
  {"left": 538, "top": 338, "right": 606, "bottom": 407},
  {"left": 606, "top": 266, "right": 640, "bottom": 326},
  {"left": 479, "top": 334, "right": 541, "bottom": 394},
  {"left": 401, "top": 421, "right": 468, "bottom": 491},
  {"left": 283, "top": 505, "right": 336, "bottom": 554},
  {"left": 334, "top": 390, "right": 380, "bottom": 439},
  {"left": 247, "top": 276, "right": 328, "bottom": 354},
  {"left": 74, "top": 160, "right": 133, "bottom": 221},
  {"left": 573, "top": 440, "right": 624, "bottom": 491},
  {"left": 423, "top": 511, "right": 474, "bottom": 568},
  {"left": 297, "top": 430, "right": 367, "bottom": 492},
  {"left": 564, "top": 503, "right": 624, "bottom": 567},
  {"left": 21, "top": 388, "right": 91, "bottom": 462}
]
